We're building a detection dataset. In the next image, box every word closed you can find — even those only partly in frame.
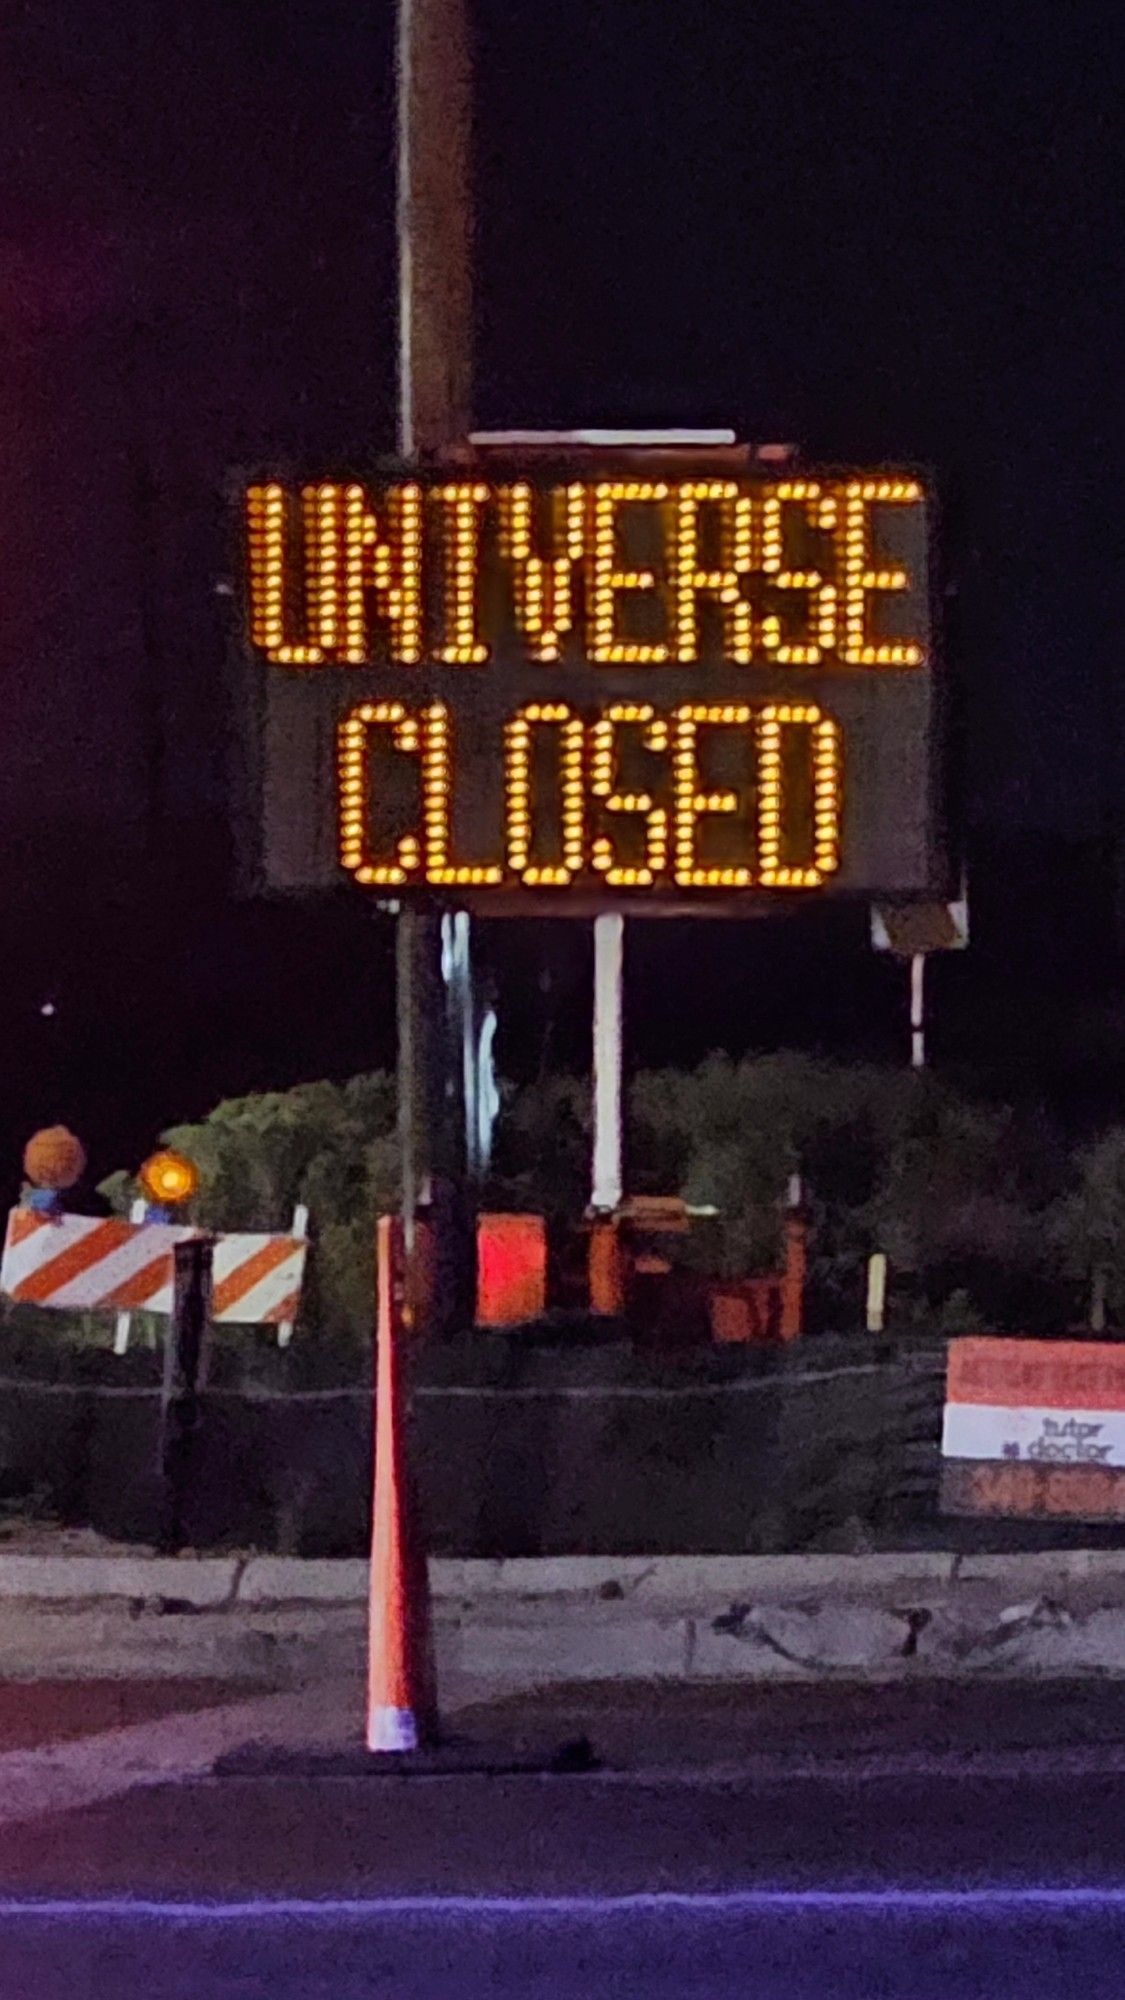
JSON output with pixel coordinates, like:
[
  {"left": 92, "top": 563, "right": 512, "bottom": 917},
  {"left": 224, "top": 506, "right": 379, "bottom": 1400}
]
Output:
[
  {"left": 338, "top": 698, "right": 838, "bottom": 891},
  {"left": 246, "top": 476, "right": 928, "bottom": 670}
]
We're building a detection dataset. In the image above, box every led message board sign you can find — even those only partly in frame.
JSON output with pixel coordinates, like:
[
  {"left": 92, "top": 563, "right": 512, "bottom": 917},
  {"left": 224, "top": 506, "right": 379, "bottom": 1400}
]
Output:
[{"left": 237, "top": 466, "right": 941, "bottom": 912}]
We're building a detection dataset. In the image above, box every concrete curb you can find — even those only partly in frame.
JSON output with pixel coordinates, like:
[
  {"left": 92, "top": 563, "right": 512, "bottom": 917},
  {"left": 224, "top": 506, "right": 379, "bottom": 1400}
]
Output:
[
  {"left": 6, "top": 1601, "right": 1125, "bottom": 1688},
  {"left": 3, "top": 1547, "right": 1125, "bottom": 1606},
  {"left": 428, "top": 1553, "right": 960, "bottom": 1602},
  {"left": 238, "top": 1553, "right": 962, "bottom": 1607},
  {"left": 238, "top": 1558, "right": 368, "bottom": 1605},
  {"left": 0, "top": 1555, "right": 241, "bottom": 1606},
  {"left": 7, "top": 1568, "right": 1125, "bottom": 1684}
]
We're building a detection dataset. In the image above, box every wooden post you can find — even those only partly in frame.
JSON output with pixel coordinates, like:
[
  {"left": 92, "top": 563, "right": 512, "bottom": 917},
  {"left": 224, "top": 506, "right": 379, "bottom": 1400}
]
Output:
[
  {"left": 157, "top": 1234, "right": 213, "bottom": 1553},
  {"left": 779, "top": 1176, "right": 807, "bottom": 1343},
  {"left": 589, "top": 1217, "right": 626, "bottom": 1317}
]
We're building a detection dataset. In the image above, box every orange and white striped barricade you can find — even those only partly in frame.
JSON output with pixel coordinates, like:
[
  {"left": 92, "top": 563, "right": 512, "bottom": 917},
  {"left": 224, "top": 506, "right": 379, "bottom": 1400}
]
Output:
[{"left": 1, "top": 1208, "right": 307, "bottom": 1331}]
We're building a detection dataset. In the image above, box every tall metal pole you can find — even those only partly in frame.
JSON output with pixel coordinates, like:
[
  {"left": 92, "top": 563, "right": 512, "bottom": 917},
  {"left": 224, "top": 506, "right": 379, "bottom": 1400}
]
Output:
[{"left": 396, "top": 0, "right": 474, "bottom": 1305}]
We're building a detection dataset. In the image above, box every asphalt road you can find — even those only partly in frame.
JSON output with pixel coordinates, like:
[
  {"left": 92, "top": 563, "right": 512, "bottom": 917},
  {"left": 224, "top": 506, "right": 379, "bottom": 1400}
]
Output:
[
  {"left": 7, "top": 1679, "right": 1125, "bottom": 1996},
  {"left": 3, "top": 1892, "right": 1125, "bottom": 2000},
  {"left": 4, "top": 1765, "right": 1125, "bottom": 1996}
]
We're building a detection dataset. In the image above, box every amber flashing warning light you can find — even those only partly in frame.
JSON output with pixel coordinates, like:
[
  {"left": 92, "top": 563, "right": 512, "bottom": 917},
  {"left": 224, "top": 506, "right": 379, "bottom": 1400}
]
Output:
[{"left": 139, "top": 1150, "right": 200, "bottom": 1208}]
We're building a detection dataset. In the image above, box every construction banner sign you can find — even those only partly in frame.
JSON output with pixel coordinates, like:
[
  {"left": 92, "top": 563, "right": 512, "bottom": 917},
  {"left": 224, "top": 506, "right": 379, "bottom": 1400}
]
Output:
[{"left": 942, "top": 1336, "right": 1125, "bottom": 1521}]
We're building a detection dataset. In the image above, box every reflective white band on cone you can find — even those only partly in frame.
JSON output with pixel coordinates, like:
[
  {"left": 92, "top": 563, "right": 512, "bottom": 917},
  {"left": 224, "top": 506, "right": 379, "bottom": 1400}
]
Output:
[{"left": 368, "top": 1705, "right": 422, "bottom": 1754}]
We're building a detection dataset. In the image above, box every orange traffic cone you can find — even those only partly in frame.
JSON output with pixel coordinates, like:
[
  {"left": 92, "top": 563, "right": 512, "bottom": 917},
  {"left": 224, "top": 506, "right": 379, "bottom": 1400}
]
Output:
[{"left": 367, "top": 1214, "right": 437, "bottom": 1753}]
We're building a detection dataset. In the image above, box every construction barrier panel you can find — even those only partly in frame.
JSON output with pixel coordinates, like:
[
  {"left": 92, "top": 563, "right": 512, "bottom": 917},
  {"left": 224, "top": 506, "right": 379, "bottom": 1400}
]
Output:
[{"left": 0, "top": 1209, "right": 307, "bottom": 1326}]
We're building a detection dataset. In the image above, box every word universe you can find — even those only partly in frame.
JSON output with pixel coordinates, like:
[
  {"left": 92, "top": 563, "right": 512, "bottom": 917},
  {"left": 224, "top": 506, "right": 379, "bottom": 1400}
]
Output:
[
  {"left": 242, "top": 471, "right": 934, "bottom": 903},
  {"left": 246, "top": 476, "right": 929, "bottom": 670}
]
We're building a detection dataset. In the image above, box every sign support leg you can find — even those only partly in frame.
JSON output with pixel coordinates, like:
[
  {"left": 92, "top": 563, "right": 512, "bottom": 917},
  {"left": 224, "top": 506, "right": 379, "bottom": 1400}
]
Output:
[
  {"left": 591, "top": 912, "right": 625, "bottom": 1213},
  {"left": 442, "top": 910, "right": 474, "bottom": 1179},
  {"left": 396, "top": 906, "right": 448, "bottom": 1294}
]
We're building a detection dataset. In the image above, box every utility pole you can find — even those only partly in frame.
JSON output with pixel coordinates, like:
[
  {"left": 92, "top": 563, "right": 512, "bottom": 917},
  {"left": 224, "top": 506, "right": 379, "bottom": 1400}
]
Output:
[
  {"left": 364, "top": 0, "right": 475, "bottom": 1752},
  {"left": 395, "top": 0, "right": 475, "bottom": 1315},
  {"left": 397, "top": 0, "right": 472, "bottom": 460}
]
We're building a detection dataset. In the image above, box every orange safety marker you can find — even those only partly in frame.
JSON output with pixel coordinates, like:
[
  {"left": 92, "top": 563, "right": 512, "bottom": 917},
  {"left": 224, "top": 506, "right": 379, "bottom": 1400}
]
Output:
[
  {"left": 476, "top": 1212, "right": 547, "bottom": 1326},
  {"left": 588, "top": 1216, "right": 626, "bottom": 1316},
  {"left": 367, "top": 1214, "right": 437, "bottom": 1753}
]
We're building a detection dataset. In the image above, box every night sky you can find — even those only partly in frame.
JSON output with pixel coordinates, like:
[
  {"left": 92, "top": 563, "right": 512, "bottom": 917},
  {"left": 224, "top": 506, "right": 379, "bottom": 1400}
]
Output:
[{"left": 1, "top": 0, "right": 1121, "bottom": 1184}]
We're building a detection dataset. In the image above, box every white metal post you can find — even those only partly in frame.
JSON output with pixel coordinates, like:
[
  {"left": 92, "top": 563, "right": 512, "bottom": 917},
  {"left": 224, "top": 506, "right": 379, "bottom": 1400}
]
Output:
[
  {"left": 910, "top": 951, "right": 926, "bottom": 1069},
  {"left": 277, "top": 1202, "right": 309, "bottom": 1347},
  {"left": 591, "top": 912, "right": 625, "bottom": 1213},
  {"left": 866, "top": 1251, "right": 888, "bottom": 1334}
]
